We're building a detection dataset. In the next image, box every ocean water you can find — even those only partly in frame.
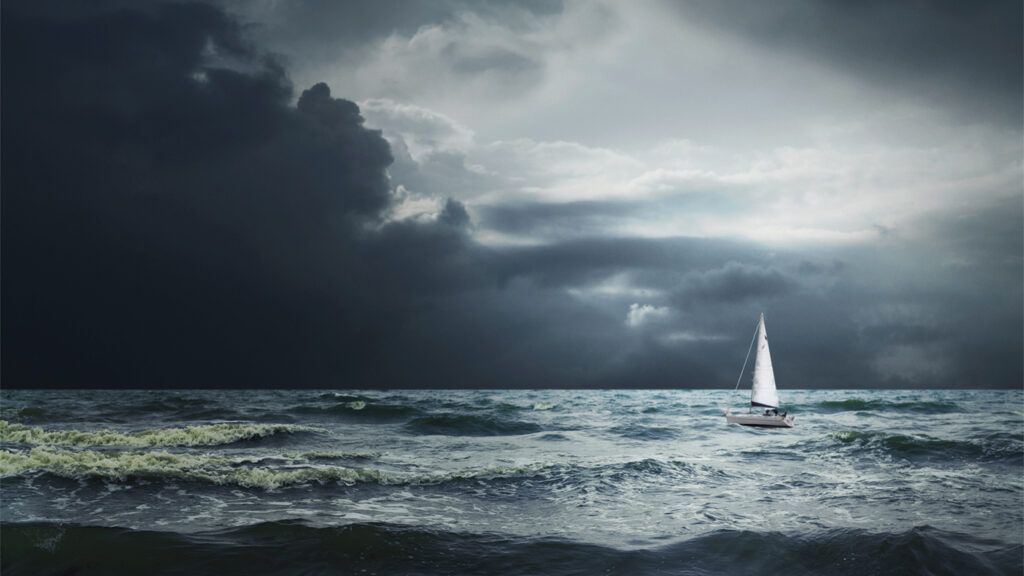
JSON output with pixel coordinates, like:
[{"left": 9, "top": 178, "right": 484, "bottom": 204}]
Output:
[{"left": 1, "top": 389, "right": 1021, "bottom": 575}]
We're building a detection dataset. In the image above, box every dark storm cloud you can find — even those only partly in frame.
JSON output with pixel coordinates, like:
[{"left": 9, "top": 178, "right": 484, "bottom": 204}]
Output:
[
  {"left": 922, "top": 195, "right": 1024, "bottom": 267},
  {"left": 859, "top": 323, "right": 944, "bottom": 346},
  {"left": 0, "top": 0, "right": 635, "bottom": 390},
  {"left": 2, "top": 1, "right": 1018, "bottom": 390},
  {"left": 477, "top": 201, "right": 634, "bottom": 236},
  {"left": 491, "top": 237, "right": 758, "bottom": 288},
  {"left": 796, "top": 260, "right": 846, "bottom": 276},
  {"left": 593, "top": 344, "right": 721, "bottom": 389},
  {"left": 0, "top": 1, "right": 466, "bottom": 387},
  {"left": 908, "top": 197, "right": 1022, "bottom": 387},
  {"left": 675, "top": 262, "right": 798, "bottom": 305},
  {"left": 677, "top": 0, "right": 1023, "bottom": 124}
]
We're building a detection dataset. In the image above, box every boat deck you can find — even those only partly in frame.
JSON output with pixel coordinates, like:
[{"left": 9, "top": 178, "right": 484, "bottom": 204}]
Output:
[{"left": 724, "top": 411, "right": 795, "bottom": 428}]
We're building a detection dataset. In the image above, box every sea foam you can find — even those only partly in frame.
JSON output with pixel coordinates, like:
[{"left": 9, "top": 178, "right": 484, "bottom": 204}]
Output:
[
  {"left": 0, "top": 420, "right": 321, "bottom": 448},
  {"left": 0, "top": 448, "right": 389, "bottom": 490}
]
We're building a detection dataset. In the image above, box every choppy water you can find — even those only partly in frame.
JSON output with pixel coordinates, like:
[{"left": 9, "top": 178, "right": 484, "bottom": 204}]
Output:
[{"left": 1, "top": 389, "right": 1021, "bottom": 575}]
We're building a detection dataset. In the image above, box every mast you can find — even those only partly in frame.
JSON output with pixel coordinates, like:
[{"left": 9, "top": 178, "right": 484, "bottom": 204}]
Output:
[{"left": 750, "top": 313, "right": 779, "bottom": 408}]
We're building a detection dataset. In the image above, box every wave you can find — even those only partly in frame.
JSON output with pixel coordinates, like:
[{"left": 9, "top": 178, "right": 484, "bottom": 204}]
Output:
[
  {"left": 2, "top": 521, "right": 1018, "bottom": 576},
  {"left": 0, "top": 448, "right": 391, "bottom": 490},
  {"left": 2, "top": 407, "right": 64, "bottom": 423},
  {"left": 0, "top": 449, "right": 718, "bottom": 491},
  {"left": 608, "top": 458, "right": 709, "bottom": 480},
  {"left": 439, "top": 458, "right": 728, "bottom": 490},
  {"left": 290, "top": 401, "right": 420, "bottom": 421},
  {"left": 492, "top": 401, "right": 558, "bottom": 411},
  {"left": 97, "top": 395, "right": 215, "bottom": 415},
  {"left": 2, "top": 402, "right": 243, "bottom": 425},
  {"left": 405, "top": 414, "right": 542, "bottom": 436},
  {"left": 122, "top": 401, "right": 244, "bottom": 421},
  {"left": 313, "top": 394, "right": 559, "bottom": 416},
  {"left": 12, "top": 395, "right": 246, "bottom": 423},
  {"left": 608, "top": 424, "right": 679, "bottom": 441},
  {"left": 428, "top": 458, "right": 718, "bottom": 489},
  {"left": 829, "top": 431, "right": 1023, "bottom": 465},
  {"left": 317, "top": 393, "right": 375, "bottom": 403},
  {"left": 0, "top": 421, "right": 320, "bottom": 448},
  {"left": 292, "top": 450, "right": 380, "bottom": 462},
  {"left": 810, "top": 399, "right": 961, "bottom": 413}
]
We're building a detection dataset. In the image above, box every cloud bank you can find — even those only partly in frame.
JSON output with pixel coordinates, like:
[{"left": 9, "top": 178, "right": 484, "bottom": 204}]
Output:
[{"left": 2, "top": 1, "right": 1020, "bottom": 389}]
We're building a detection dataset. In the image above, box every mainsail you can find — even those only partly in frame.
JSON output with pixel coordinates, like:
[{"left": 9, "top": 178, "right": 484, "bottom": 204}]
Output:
[{"left": 750, "top": 313, "right": 779, "bottom": 408}]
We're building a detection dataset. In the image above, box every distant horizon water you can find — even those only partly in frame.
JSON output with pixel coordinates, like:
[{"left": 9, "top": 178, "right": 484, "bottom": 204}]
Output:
[{"left": 4, "top": 387, "right": 1020, "bottom": 391}]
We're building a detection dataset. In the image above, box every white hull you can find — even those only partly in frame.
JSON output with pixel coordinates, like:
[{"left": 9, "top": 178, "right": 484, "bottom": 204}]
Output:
[{"left": 725, "top": 412, "right": 794, "bottom": 428}]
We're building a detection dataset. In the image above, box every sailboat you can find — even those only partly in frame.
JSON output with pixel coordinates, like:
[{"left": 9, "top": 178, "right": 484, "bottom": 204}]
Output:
[{"left": 724, "top": 313, "right": 795, "bottom": 428}]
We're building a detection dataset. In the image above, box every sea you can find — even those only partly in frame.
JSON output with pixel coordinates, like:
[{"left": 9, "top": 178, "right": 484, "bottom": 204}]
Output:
[{"left": 0, "top": 389, "right": 1021, "bottom": 575}]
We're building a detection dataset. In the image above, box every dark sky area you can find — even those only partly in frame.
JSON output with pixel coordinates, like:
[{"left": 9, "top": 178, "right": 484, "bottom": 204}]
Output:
[{"left": 2, "top": 0, "right": 1021, "bottom": 389}]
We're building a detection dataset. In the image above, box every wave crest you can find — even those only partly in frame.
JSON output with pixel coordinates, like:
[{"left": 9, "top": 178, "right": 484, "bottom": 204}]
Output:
[
  {"left": 829, "top": 431, "right": 1022, "bottom": 464},
  {"left": 0, "top": 421, "right": 321, "bottom": 448},
  {"left": 0, "top": 449, "right": 722, "bottom": 491},
  {"left": 0, "top": 448, "right": 388, "bottom": 490}
]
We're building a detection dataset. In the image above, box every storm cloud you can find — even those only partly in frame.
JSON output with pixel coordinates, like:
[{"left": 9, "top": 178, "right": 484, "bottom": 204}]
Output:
[
  {"left": 675, "top": 0, "right": 1023, "bottom": 125},
  {"left": 2, "top": 1, "right": 1020, "bottom": 389},
  {"left": 2, "top": 2, "right": 459, "bottom": 386}
]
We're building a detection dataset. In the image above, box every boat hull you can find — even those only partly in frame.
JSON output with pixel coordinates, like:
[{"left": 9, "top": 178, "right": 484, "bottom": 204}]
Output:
[{"left": 725, "top": 413, "right": 795, "bottom": 428}]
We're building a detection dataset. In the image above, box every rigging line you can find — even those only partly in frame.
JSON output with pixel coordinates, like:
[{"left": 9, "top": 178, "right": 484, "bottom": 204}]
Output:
[{"left": 732, "top": 318, "right": 760, "bottom": 399}]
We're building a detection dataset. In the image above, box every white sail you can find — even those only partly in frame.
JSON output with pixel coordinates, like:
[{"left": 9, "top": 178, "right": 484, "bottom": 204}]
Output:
[{"left": 750, "top": 313, "right": 779, "bottom": 408}]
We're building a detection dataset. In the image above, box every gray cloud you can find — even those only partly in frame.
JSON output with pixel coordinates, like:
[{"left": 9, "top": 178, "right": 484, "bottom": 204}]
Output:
[
  {"left": 477, "top": 201, "right": 634, "bottom": 236},
  {"left": 223, "top": 0, "right": 563, "bottom": 54},
  {"left": 796, "top": 260, "right": 846, "bottom": 276},
  {"left": 675, "top": 0, "right": 1023, "bottom": 124},
  {"left": 675, "top": 262, "right": 799, "bottom": 305},
  {"left": 2, "top": 0, "right": 1019, "bottom": 390},
  {"left": 222, "top": 0, "right": 560, "bottom": 104},
  {"left": 449, "top": 47, "right": 540, "bottom": 75},
  {"left": 491, "top": 237, "right": 756, "bottom": 288}
]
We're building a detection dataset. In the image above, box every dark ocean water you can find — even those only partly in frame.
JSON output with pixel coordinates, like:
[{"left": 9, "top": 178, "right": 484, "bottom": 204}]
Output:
[{"left": 1, "top": 389, "right": 1021, "bottom": 575}]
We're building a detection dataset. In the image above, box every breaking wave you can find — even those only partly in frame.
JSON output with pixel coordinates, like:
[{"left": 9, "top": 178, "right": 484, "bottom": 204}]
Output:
[
  {"left": 293, "top": 450, "right": 380, "bottom": 462},
  {"left": 0, "top": 448, "right": 390, "bottom": 490},
  {"left": 2, "top": 521, "right": 1018, "bottom": 576},
  {"left": 0, "top": 421, "right": 321, "bottom": 448},
  {"left": 0, "top": 449, "right": 721, "bottom": 491}
]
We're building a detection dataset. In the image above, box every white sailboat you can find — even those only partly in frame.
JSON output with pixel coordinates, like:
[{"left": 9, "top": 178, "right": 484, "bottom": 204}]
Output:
[{"left": 724, "top": 313, "right": 795, "bottom": 428}]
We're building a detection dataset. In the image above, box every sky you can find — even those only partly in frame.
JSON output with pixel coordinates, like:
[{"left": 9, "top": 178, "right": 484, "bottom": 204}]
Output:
[{"left": 2, "top": 0, "right": 1021, "bottom": 389}]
